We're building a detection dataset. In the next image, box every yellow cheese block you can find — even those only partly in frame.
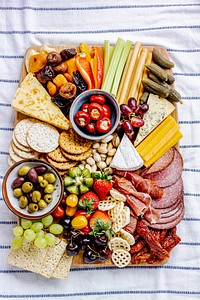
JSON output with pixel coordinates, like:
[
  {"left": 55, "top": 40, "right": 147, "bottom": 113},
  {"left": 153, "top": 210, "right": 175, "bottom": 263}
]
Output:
[
  {"left": 143, "top": 130, "right": 183, "bottom": 167},
  {"left": 136, "top": 116, "right": 178, "bottom": 156},
  {"left": 11, "top": 73, "right": 70, "bottom": 131}
]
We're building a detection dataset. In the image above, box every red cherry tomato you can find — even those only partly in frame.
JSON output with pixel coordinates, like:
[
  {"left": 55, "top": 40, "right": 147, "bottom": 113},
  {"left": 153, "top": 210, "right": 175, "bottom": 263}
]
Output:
[
  {"left": 52, "top": 205, "right": 65, "bottom": 219},
  {"left": 102, "top": 104, "right": 111, "bottom": 117},
  {"left": 81, "top": 103, "right": 89, "bottom": 113},
  {"left": 87, "top": 103, "right": 104, "bottom": 121},
  {"left": 96, "top": 117, "right": 112, "bottom": 133},
  {"left": 74, "top": 110, "right": 90, "bottom": 127},
  {"left": 90, "top": 95, "right": 105, "bottom": 105},
  {"left": 80, "top": 225, "right": 91, "bottom": 234},
  {"left": 74, "top": 209, "right": 92, "bottom": 220}
]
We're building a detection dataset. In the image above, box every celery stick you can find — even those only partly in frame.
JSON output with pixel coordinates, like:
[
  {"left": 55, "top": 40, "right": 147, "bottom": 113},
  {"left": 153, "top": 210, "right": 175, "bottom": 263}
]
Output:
[
  {"left": 109, "top": 45, "right": 114, "bottom": 63},
  {"left": 111, "top": 40, "right": 133, "bottom": 97},
  {"left": 103, "top": 40, "right": 110, "bottom": 81},
  {"left": 101, "top": 37, "right": 125, "bottom": 93}
]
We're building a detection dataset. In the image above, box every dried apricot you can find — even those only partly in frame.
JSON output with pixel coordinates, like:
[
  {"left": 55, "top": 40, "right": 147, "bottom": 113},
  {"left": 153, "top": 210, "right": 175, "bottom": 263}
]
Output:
[
  {"left": 29, "top": 53, "right": 47, "bottom": 73},
  {"left": 53, "top": 74, "right": 68, "bottom": 89},
  {"left": 47, "top": 81, "right": 57, "bottom": 96}
]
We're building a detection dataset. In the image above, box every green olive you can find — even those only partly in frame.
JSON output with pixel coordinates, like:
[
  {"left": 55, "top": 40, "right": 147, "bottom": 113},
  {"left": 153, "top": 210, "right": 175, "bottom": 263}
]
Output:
[
  {"left": 43, "top": 173, "right": 56, "bottom": 184},
  {"left": 13, "top": 188, "right": 23, "bottom": 198},
  {"left": 19, "top": 196, "right": 28, "bottom": 208},
  {"left": 38, "top": 176, "right": 43, "bottom": 183},
  {"left": 28, "top": 203, "right": 39, "bottom": 213},
  {"left": 32, "top": 191, "right": 41, "bottom": 203},
  {"left": 18, "top": 166, "right": 31, "bottom": 176},
  {"left": 40, "top": 179, "right": 48, "bottom": 188},
  {"left": 38, "top": 199, "right": 47, "bottom": 210},
  {"left": 44, "top": 184, "right": 55, "bottom": 194},
  {"left": 44, "top": 194, "right": 53, "bottom": 204},
  {"left": 22, "top": 182, "right": 33, "bottom": 193}
]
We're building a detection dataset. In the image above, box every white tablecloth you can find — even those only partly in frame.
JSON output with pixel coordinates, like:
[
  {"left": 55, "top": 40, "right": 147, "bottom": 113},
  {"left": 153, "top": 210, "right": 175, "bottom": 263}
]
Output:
[{"left": 0, "top": 0, "right": 200, "bottom": 299}]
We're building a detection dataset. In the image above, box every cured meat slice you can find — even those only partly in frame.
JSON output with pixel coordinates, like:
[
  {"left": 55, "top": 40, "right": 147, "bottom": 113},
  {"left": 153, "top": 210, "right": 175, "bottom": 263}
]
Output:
[
  {"left": 155, "top": 193, "right": 183, "bottom": 214},
  {"left": 154, "top": 203, "right": 184, "bottom": 224},
  {"left": 143, "top": 206, "right": 185, "bottom": 230},
  {"left": 141, "top": 147, "right": 175, "bottom": 176},
  {"left": 142, "top": 148, "right": 183, "bottom": 188},
  {"left": 136, "top": 221, "right": 169, "bottom": 260},
  {"left": 151, "top": 177, "right": 183, "bottom": 209},
  {"left": 161, "top": 227, "right": 181, "bottom": 252},
  {"left": 126, "top": 195, "right": 148, "bottom": 216},
  {"left": 143, "top": 206, "right": 161, "bottom": 224},
  {"left": 124, "top": 215, "right": 137, "bottom": 235},
  {"left": 159, "top": 199, "right": 183, "bottom": 218}
]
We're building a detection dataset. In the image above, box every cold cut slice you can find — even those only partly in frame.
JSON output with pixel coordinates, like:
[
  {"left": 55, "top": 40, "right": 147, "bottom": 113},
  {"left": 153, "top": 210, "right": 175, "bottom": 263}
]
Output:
[
  {"left": 142, "top": 148, "right": 183, "bottom": 188},
  {"left": 141, "top": 147, "right": 175, "bottom": 176},
  {"left": 151, "top": 177, "right": 183, "bottom": 209}
]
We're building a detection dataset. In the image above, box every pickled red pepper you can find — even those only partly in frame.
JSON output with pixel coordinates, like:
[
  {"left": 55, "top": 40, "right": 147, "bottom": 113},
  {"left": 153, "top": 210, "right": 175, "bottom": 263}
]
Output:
[
  {"left": 75, "top": 55, "right": 95, "bottom": 90},
  {"left": 90, "top": 47, "right": 104, "bottom": 89}
]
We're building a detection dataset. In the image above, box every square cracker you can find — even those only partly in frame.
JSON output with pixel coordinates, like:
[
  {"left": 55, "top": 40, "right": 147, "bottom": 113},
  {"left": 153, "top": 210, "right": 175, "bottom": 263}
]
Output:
[{"left": 51, "top": 252, "right": 73, "bottom": 280}]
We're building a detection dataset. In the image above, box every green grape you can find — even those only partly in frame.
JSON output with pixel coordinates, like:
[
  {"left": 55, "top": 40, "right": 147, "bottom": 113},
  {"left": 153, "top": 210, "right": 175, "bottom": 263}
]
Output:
[
  {"left": 41, "top": 215, "right": 53, "bottom": 228},
  {"left": 36, "top": 230, "right": 45, "bottom": 238},
  {"left": 21, "top": 219, "right": 32, "bottom": 230},
  {"left": 13, "top": 225, "right": 24, "bottom": 237},
  {"left": 45, "top": 233, "right": 57, "bottom": 246},
  {"left": 11, "top": 236, "right": 23, "bottom": 250},
  {"left": 49, "top": 224, "right": 63, "bottom": 235},
  {"left": 31, "top": 222, "right": 44, "bottom": 233},
  {"left": 24, "top": 229, "right": 36, "bottom": 242},
  {"left": 34, "top": 237, "right": 47, "bottom": 249}
]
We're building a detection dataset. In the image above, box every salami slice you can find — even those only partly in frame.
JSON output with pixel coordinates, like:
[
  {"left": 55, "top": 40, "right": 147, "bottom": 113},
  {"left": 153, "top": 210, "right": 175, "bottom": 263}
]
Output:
[
  {"left": 157, "top": 193, "right": 183, "bottom": 216},
  {"left": 151, "top": 177, "right": 183, "bottom": 209},
  {"left": 143, "top": 148, "right": 183, "bottom": 188},
  {"left": 141, "top": 147, "right": 175, "bottom": 176}
]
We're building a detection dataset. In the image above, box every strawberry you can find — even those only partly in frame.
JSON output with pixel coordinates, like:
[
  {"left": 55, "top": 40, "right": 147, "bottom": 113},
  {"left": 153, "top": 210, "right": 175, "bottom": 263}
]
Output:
[
  {"left": 78, "top": 191, "right": 100, "bottom": 213},
  {"left": 92, "top": 170, "right": 113, "bottom": 200},
  {"left": 89, "top": 210, "right": 114, "bottom": 238}
]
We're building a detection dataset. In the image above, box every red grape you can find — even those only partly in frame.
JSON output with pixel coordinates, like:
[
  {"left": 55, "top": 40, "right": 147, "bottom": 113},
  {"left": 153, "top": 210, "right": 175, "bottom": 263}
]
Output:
[
  {"left": 123, "top": 120, "right": 133, "bottom": 133},
  {"left": 130, "top": 116, "right": 144, "bottom": 127},
  {"left": 126, "top": 131, "right": 135, "bottom": 140},
  {"left": 128, "top": 97, "right": 137, "bottom": 111},
  {"left": 135, "top": 103, "right": 149, "bottom": 116},
  {"left": 120, "top": 104, "right": 132, "bottom": 116}
]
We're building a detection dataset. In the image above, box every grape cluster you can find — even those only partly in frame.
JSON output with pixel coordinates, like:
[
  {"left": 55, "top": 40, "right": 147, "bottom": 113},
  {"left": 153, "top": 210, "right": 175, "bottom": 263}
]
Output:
[
  {"left": 117, "top": 97, "right": 149, "bottom": 140},
  {"left": 11, "top": 215, "right": 63, "bottom": 250},
  {"left": 61, "top": 217, "right": 111, "bottom": 263}
]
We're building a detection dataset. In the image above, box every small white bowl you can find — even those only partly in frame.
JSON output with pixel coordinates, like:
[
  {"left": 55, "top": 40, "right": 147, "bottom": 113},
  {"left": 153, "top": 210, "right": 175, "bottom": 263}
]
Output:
[
  {"left": 2, "top": 159, "right": 64, "bottom": 220},
  {"left": 69, "top": 89, "right": 120, "bottom": 141}
]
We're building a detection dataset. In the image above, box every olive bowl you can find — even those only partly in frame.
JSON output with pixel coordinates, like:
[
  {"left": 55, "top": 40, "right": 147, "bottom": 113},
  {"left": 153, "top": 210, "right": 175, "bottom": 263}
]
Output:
[
  {"left": 2, "top": 159, "right": 64, "bottom": 220},
  {"left": 69, "top": 89, "right": 121, "bottom": 141}
]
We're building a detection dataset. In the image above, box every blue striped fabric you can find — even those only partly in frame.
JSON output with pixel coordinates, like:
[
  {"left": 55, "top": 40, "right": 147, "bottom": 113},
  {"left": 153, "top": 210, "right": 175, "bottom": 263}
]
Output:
[{"left": 0, "top": 0, "right": 200, "bottom": 299}]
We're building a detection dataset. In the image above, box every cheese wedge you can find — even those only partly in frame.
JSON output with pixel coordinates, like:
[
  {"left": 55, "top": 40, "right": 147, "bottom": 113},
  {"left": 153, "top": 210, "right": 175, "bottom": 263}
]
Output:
[
  {"left": 11, "top": 73, "right": 69, "bottom": 131},
  {"left": 134, "top": 94, "right": 175, "bottom": 146},
  {"left": 110, "top": 133, "right": 144, "bottom": 171}
]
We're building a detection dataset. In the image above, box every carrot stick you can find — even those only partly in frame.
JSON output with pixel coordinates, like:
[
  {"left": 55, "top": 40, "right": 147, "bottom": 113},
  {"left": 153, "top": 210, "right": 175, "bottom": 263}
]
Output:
[
  {"left": 126, "top": 47, "right": 148, "bottom": 103},
  {"left": 117, "top": 41, "right": 142, "bottom": 105},
  {"left": 137, "top": 50, "right": 152, "bottom": 103}
]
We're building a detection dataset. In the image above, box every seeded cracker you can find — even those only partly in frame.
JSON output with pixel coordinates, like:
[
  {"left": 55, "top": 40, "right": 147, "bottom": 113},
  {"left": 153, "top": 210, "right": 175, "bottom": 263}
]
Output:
[
  {"left": 59, "top": 129, "right": 92, "bottom": 154},
  {"left": 14, "top": 118, "right": 38, "bottom": 147},
  {"left": 52, "top": 252, "right": 72, "bottom": 280},
  {"left": 26, "top": 122, "right": 59, "bottom": 153},
  {"left": 47, "top": 147, "right": 68, "bottom": 163},
  {"left": 46, "top": 156, "right": 77, "bottom": 170},
  {"left": 60, "top": 147, "right": 92, "bottom": 161}
]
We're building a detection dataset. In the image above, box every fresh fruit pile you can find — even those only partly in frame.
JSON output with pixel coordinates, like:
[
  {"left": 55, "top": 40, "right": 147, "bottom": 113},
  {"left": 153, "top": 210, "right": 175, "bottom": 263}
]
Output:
[
  {"left": 117, "top": 97, "right": 149, "bottom": 141},
  {"left": 11, "top": 215, "right": 63, "bottom": 250},
  {"left": 74, "top": 94, "right": 112, "bottom": 135},
  {"left": 11, "top": 165, "right": 56, "bottom": 212}
]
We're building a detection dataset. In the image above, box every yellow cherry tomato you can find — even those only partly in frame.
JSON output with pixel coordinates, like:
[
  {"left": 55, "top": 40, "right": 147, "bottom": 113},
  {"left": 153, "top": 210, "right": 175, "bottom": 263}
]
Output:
[
  {"left": 65, "top": 205, "right": 77, "bottom": 217},
  {"left": 66, "top": 194, "right": 79, "bottom": 208},
  {"left": 71, "top": 216, "right": 88, "bottom": 230}
]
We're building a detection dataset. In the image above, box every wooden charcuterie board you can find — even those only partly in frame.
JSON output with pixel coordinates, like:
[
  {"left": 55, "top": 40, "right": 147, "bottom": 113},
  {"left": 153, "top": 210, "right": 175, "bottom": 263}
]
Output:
[{"left": 15, "top": 44, "right": 179, "bottom": 268}]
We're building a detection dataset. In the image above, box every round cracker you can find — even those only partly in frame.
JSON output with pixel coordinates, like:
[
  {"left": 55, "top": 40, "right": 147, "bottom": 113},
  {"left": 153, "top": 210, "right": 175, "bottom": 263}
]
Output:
[
  {"left": 26, "top": 122, "right": 59, "bottom": 153},
  {"left": 14, "top": 118, "right": 38, "bottom": 147},
  {"left": 8, "top": 143, "right": 24, "bottom": 163},
  {"left": 59, "top": 129, "right": 92, "bottom": 154},
  {"left": 60, "top": 147, "right": 92, "bottom": 161},
  {"left": 8, "top": 155, "right": 16, "bottom": 168},
  {"left": 12, "top": 134, "right": 31, "bottom": 152},
  {"left": 111, "top": 249, "right": 131, "bottom": 268},
  {"left": 12, "top": 141, "right": 39, "bottom": 159},
  {"left": 47, "top": 147, "right": 68, "bottom": 163},
  {"left": 46, "top": 156, "right": 77, "bottom": 171}
]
